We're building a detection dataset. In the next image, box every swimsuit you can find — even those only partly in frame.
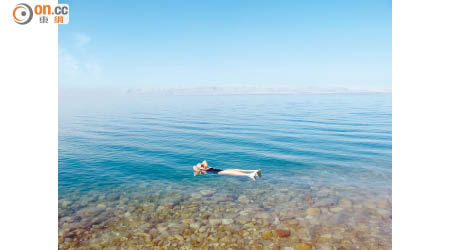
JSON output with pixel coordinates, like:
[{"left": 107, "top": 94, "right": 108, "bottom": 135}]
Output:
[{"left": 205, "top": 167, "right": 223, "bottom": 174}]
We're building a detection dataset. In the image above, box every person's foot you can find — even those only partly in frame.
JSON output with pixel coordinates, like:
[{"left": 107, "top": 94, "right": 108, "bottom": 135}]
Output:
[
  {"left": 256, "top": 169, "right": 262, "bottom": 178},
  {"left": 249, "top": 172, "right": 257, "bottom": 181}
]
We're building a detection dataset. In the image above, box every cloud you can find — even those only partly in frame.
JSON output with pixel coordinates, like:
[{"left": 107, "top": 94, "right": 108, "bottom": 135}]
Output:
[
  {"left": 85, "top": 63, "right": 103, "bottom": 80},
  {"left": 73, "top": 33, "right": 91, "bottom": 49},
  {"left": 59, "top": 33, "right": 103, "bottom": 87},
  {"left": 59, "top": 48, "right": 80, "bottom": 79}
]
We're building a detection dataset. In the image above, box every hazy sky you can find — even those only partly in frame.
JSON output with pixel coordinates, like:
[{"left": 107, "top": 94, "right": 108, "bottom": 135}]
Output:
[{"left": 59, "top": 0, "right": 392, "bottom": 91}]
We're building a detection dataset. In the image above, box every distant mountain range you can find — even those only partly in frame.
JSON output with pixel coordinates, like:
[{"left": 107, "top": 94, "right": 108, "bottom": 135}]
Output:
[
  {"left": 59, "top": 85, "right": 391, "bottom": 97},
  {"left": 123, "top": 85, "right": 391, "bottom": 96}
]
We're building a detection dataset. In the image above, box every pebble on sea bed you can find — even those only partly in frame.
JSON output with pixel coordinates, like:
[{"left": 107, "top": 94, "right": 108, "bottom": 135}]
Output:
[
  {"left": 222, "top": 218, "right": 234, "bottom": 225},
  {"left": 275, "top": 229, "right": 291, "bottom": 238},
  {"left": 306, "top": 208, "right": 321, "bottom": 216},
  {"left": 295, "top": 242, "right": 313, "bottom": 250},
  {"left": 96, "top": 203, "right": 106, "bottom": 209},
  {"left": 338, "top": 199, "right": 353, "bottom": 209},
  {"left": 261, "top": 231, "right": 273, "bottom": 240},
  {"left": 199, "top": 189, "right": 215, "bottom": 196},
  {"left": 190, "top": 193, "right": 202, "bottom": 199},
  {"left": 329, "top": 207, "right": 343, "bottom": 213},
  {"left": 238, "top": 195, "right": 250, "bottom": 203}
]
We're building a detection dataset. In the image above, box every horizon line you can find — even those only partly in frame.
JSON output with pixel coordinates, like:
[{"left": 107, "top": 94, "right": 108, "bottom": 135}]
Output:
[{"left": 59, "top": 85, "right": 392, "bottom": 96}]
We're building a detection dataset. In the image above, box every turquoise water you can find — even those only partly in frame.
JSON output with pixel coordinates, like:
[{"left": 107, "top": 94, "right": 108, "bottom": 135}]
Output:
[{"left": 59, "top": 93, "right": 391, "bottom": 249}]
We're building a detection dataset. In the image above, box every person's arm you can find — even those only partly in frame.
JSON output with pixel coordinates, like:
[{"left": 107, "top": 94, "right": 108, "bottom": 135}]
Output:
[
  {"left": 199, "top": 165, "right": 210, "bottom": 171},
  {"left": 193, "top": 165, "right": 205, "bottom": 176}
]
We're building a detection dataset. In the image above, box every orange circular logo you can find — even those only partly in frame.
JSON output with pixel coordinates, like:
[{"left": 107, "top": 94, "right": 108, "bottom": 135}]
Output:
[{"left": 13, "top": 3, "right": 33, "bottom": 25}]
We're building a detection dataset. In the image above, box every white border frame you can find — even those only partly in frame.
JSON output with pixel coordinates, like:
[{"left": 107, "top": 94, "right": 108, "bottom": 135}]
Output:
[{"left": 0, "top": 0, "right": 58, "bottom": 249}]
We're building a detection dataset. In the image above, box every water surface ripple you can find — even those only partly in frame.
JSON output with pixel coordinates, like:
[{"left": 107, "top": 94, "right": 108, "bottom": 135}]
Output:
[{"left": 59, "top": 94, "right": 391, "bottom": 249}]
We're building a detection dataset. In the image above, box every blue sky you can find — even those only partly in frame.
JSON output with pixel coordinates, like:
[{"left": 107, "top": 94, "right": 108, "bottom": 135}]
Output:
[{"left": 59, "top": 0, "right": 391, "bottom": 91}]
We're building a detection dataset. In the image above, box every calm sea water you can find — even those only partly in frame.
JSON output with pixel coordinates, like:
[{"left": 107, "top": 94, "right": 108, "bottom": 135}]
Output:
[
  {"left": 58, "top": 93, "right": 391, "bottom": 249},
  {"left": 59, "top": 93, "right": 391, "bottom": 192}
]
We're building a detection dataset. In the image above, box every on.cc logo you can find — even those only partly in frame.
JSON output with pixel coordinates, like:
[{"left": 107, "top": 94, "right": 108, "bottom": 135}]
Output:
[{"left": 13, "top": 3, "right": 33, "bottom": 25}]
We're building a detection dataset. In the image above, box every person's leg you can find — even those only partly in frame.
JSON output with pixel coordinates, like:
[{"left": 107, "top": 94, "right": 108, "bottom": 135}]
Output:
[
  {"left": 228, "top": 169, "right": 262, "bottom": 178},
  {"left": 218, "top": 170, "right": 251, "bottom": 176},
  {"left": 218, "top": 170, "right": 257, "bottom": 180},
  {"left": 229, "top": 169, "right": 258, "bottom": 173}
]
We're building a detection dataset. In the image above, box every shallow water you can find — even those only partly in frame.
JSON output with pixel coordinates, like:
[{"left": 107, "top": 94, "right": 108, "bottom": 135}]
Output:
[{"left": 59, "top": 93, "right": 391, "bottom": 249}]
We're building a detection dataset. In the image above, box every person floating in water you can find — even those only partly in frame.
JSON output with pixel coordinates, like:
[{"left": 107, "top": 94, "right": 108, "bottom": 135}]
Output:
[{"left": 193, "top": 160, "right": 262, "bottom": 181}]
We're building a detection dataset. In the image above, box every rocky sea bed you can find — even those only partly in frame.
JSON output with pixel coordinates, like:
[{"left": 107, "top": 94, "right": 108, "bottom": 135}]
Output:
[{"left": 58, "top": 179, "right": 391, "bottom": 250}]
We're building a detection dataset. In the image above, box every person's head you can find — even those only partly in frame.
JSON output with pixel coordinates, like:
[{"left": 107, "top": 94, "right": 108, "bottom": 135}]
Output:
[
  {"left": 202, "top": 160, "right": 208, "bottom": 167},
  {"left": 193, "top": 164, "right": 205, "bottom": 176},
  {"left": 193, "top": 164, "right": 201, "bottom": 172}
]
